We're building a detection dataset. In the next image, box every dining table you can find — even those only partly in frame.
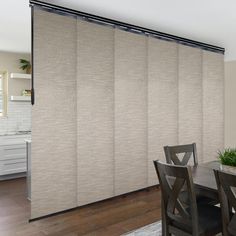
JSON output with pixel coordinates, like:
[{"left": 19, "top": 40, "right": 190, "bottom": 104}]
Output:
[
  {"left": 192, "top": 160, "right": 236, "bottom": 198},
  {"left": 191, "top": 160, "right": 221, "bottom": 199}
]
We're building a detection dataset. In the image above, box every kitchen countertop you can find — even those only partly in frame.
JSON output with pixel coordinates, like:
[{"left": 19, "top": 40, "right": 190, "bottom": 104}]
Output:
[
  {"left": 0, "top": 132, "right": 31, "bottom": 146},
  {"left": 0, "top": 131, "right": 31, "bottom": 136}
]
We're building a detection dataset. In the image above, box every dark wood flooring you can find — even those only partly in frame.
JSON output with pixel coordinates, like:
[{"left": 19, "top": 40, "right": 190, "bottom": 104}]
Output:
[{"left": 0, "top": 178, "right": 161, "bottom": 236}]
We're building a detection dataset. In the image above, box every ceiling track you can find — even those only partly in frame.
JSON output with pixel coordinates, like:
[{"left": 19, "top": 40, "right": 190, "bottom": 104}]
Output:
[{"left": 29, "top": 0, "right": 225, "bottom": 54}]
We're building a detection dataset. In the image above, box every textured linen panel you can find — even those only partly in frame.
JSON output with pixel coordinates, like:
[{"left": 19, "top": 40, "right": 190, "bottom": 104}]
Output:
[
  {"left": 178, "top": 45, "right": 203, "bottom": 163},
  {"left": 148, "top": 38, "right": 178, "bottom": 186},
  {"left": 31, "top": 9, "right": 77, "bottom": 219},
  {"left": 77, "top": 21, "right": 114, "bottom": 206},
  {"left": 203, "top": 51, "right": 224, "bottom": 162},
  {"left": 114, "top": 29, "right": 148, "bottom": 195}
]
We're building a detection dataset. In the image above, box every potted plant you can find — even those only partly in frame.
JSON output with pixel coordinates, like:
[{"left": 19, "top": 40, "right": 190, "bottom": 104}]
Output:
[
  {"left": 218, "top": 148, "right": 236, "bottom": 173},
  {"left": 19, "top": 59, "right": 31, "bottom": 74}
]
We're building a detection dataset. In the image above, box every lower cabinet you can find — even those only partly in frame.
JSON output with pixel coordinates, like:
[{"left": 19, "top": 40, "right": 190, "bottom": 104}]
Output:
[{"left": 0, "top": 135, "right": 30, "bottom": 178}]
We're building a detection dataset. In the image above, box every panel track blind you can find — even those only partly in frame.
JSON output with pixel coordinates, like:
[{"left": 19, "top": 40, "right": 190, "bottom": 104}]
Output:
[
  {"left": 203, "top": 51, "right": 224, "bottom": 162},
  {"left": 148, "top": 38, "right": 178, "bottom": 185},
  {"left": 32, "top": 7, "right": 224, "bottom": 219},
  {"left": 77, "top": 21, "right": 114, "bottom": 206},
  {"left": 178, "top": 46, "right": 203, "bottom": 163},
  {"left": 114, "top": 29, "right": 148, "bottom": 195},
  {"left": 32, "top": 9, "right": 77, "bottom": 219}
]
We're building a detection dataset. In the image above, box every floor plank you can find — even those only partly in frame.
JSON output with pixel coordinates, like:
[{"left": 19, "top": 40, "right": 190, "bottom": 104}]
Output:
[{"left": 0, "top": 178, "right": 161, "bottom": 236}]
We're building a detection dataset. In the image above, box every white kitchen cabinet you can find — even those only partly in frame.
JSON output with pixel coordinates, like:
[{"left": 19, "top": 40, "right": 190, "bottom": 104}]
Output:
[{"left": 0, "top": 134, "right": 31, "bottom": 179}]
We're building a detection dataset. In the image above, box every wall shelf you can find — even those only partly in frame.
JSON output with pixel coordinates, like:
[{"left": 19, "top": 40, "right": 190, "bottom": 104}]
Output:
[
  {"left": 10, "top": 96, "right": 31, "bottom": 102},
  {"left": 10, "top": 73, "right": 31, "bottom": 80}
]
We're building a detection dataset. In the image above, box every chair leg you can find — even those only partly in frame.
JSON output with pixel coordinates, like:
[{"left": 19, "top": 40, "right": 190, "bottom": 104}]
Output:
[{"left": 161, "top": 197, "right": 170, "bottom": 236}]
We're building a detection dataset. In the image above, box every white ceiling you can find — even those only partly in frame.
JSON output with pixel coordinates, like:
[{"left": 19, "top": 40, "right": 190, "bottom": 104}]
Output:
[
  {"left": 0, "top": 0, "right": 31, "bottom": 53},
  {"left": 1, "top": 0, "right": 236, "bottom": 61}
]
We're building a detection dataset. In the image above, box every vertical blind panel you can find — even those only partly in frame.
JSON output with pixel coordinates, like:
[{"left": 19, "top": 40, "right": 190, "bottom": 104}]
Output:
[
  {"left": 31, "top": 9, "right": 77, "bottom": 219},
  {"left": 114, "top": 29, "right": 148, "bottom": 195},
  {"left": 32, "top": 8, "right": 225, "bottom": 218},
  {"left": 178, "top": 45, "right": 203, "bottom": 163},
  {"left": 77, "top": 21, "right": 115, "bottom": 206},
  {"left": 203, "top": 51, "right": 224, "bottom": 162},
  {"left": 147, "top": 38, "right": 178, "bottom": 186}
]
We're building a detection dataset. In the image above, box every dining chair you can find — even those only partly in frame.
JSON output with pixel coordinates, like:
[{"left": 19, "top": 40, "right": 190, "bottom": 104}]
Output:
[
  {"left": 164, "top": 143, "right": 218, "bottom": 205},
  {"left": 214, "top": 169, "right": 236, "bottom": 236},
  {"left": 154, "top": 160, "right": 222, "bottom": 236},
  {"left": 164, "top": 143, "right": 198, "bottom": 166}
]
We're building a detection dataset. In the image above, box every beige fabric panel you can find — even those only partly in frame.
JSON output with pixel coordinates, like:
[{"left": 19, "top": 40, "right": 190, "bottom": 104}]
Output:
[
  {"left": 77, "top": 21, "right": 115, "bottom": 206},
  {"left": 114, "top": 29, "right": 148, "bottom": 195},
  {"left": 148, "top": 38, "right": 178, "bottom": 186},
  {"left": 31, "top": 9, "right": 77, "bottom": 219},
  {"left": 178, "top": 45, "right": 203, "bottom": 163},
  {"left": 203, "top": 51, "right": 224, "bottom": 162},
  {"left": 32, "top": 8, "right": 225, "bottom": 217}
]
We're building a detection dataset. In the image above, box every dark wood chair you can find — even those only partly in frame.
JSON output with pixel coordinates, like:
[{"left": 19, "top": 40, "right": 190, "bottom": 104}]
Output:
[
  {"left": 154, "top": 160, "right": 222, "bottom": 236},
  {"left": 164, "top": 143, "right": 218, "bottom": 205},
  {"left": 164, "top": 143, "right": 198, "bottom": 166},
  {"left": 214, "top": 169, "right": 236, "bottom": 236}
]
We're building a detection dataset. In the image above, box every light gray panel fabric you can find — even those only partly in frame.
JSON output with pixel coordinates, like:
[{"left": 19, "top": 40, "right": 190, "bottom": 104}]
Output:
[
  {"left": 31, "top": 9, "right": 77, "bottom": 219},
  {"left": 114, "top": 29, "right": 147, "bottom": 195},
  {"left": 203, "top": 51, "right": 224, "bottom": 162},
  {"left": 77, "top": 21, "right": 114, "bottom": 206},
  {"left": 178, "top": 45, "right": 203, "bottom": 163},
  {"left": 148, "top": 38, "right": 178, "bottom": 186},
  {"left": 32, "top": 8, "right": 225, "bottom": 217}
]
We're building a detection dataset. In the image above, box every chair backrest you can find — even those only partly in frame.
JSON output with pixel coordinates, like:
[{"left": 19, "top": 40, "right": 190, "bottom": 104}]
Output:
[
  {"left": 164, "top": 143, "right": 198, "bottom": 166},
  {"left": 214, "top": 170, "right": 236, "bottom": 236},
  {"left": 153, "top": 160, "right": 198, "bottom": 235}
]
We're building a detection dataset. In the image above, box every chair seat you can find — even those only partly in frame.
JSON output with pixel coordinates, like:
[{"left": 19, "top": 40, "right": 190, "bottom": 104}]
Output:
[
  {"left": 197, "top": 205, "right": 222, "bottom": 235},
  {"left": 172, "top": 204, "right": 222, "bottom": 235},
  {"left": 179, "top": 190, "right": 218, "bottom": 205}
]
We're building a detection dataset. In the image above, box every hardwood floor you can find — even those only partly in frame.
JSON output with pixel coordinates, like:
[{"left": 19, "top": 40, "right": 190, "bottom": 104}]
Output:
[{"left": 0, "top": 178, "right": 161, "bottom": 236}]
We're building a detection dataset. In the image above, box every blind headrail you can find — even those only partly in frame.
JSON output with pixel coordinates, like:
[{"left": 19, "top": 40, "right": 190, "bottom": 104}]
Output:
[{"left": 29, "top": 0, "right": 225, "bottom": 54}]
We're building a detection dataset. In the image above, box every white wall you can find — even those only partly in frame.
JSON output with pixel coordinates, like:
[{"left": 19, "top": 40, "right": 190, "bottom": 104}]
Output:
[
  {"left": 225, "top": 60, "right": 236, "bottom": 147},
  {"left": 0, "top": 51, "right": 31, "bottom": 96},
  {"left": 0, "top": 51, "right": 31, "bottom": 135},
  {"left": 0, "top": 102, "right": 31, "bottom": 135}
]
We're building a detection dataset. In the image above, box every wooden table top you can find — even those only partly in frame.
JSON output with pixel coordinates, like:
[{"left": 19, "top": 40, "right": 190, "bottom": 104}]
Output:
[{"left": 192, "top": 160, "right": 226, "bottom": 192}]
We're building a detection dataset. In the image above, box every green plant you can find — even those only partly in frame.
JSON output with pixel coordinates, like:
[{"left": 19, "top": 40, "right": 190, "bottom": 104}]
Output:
[
  {"left": 19, "top": 59, "right": 31, "bottom": 73},
  {"left": 218, "top": 148, "right": 236, "bottom": 167}
]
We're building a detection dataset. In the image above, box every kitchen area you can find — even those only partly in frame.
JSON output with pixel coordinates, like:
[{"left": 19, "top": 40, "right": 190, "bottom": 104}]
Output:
[{"left": 0, "top": 51, "right": 31, "bottom": 200}]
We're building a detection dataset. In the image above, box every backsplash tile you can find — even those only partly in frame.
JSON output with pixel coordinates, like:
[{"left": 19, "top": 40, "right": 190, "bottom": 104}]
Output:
[{"left": 0, "top": 101, "right": 31, "bottom": 135}]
